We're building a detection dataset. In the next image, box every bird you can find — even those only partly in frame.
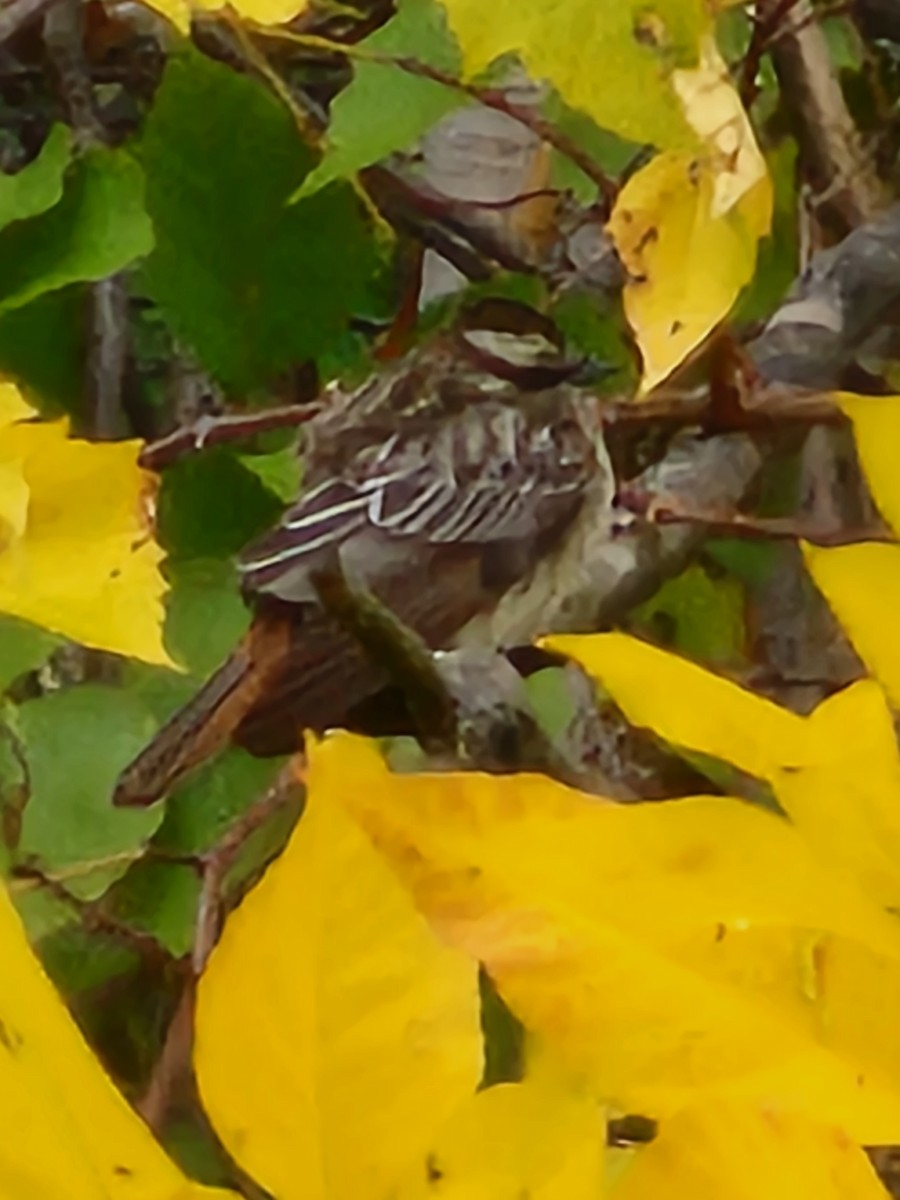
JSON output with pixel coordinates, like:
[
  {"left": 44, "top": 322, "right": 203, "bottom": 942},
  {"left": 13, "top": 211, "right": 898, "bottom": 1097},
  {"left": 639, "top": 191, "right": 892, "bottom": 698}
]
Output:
[{"left": 113, "top": 299, "right": 620, "bottom": 806}]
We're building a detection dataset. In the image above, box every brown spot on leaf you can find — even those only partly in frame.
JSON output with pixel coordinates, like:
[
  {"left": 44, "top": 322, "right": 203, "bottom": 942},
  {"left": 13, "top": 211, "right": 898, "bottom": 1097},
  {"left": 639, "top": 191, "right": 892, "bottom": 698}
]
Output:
[
  {"left": 0, "top": 1019, "right": 23, "bottom": 1053},
  {"left": 714, "top": 922, "right": 727, "bottom": 943},
  {"left": 669, "top": 319, "right": 684, "bottom": 336},
  {"left": 426, "top": 1154, "right": 444, "bottom": 1185},
  {"left": 636, "top": 226, "right": 658, "bottom": 254},
  {"left": 112, "top": 1165, "right": 134, "bottom": 1177},
  {"left": 633, "top": 10, "right": 667, "bottom": 49}
]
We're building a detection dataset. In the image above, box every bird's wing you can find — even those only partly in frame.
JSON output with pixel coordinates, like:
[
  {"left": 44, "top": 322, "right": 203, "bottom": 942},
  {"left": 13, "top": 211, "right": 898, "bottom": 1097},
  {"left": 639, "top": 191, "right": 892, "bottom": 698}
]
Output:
[{"left": 238, "top": 400, "right": 604, "bottom": 598}]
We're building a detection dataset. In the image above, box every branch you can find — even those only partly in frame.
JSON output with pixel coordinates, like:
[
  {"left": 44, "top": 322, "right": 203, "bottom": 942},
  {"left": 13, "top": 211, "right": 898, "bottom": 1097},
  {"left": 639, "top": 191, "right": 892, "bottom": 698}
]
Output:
[
  {"left": 747, "top": 201, "right": 900, "bottom": 387},
  {"left": 756, "top": 0, "right": 889, "bottom": 234},
  {"left": 311, "top": 564, "right": 460, "bottom": 754},
  {"left": 311, "top": 561, "right": 624, "bottom": 795},
  {"left": 138, "top": 403, "right": 323, "bottom": 470},
  {"left": 0, "top": 0, "right": 56, "bottom": 43}
]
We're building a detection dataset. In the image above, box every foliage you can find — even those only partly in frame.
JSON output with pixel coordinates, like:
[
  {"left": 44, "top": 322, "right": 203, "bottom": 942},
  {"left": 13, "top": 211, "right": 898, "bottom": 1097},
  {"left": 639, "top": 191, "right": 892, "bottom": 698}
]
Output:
[{"left": 1, "top": 0, "right": 900, "bottom": 1198}]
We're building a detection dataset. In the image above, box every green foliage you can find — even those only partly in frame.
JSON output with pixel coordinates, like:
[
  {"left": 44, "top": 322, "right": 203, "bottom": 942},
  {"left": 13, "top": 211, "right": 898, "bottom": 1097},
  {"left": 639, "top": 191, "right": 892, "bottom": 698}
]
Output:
[
  {"left": 237, "top": 443, "right": 303, "bottom": 504},
  {"left": 40, "top": 923, "right": 140, "bottom": 994},
  {"left": 0, "top": 124, "right": 71, "bottom": 230},
  {"left": 0, "top": 287, "right": 86, "bottom": 413},
  {"left": 16, "top": 687, "right": 163, "bottom": 900},
  {"left": 162, "top": 558, "right": 251, "bottom": 678},
  {"left": 153, "top": 749, "right": 284, "bottom": 856},
  {"left": 107, "top": 860, "right": 201, "bottom": 957},
  {"left": 0, "top": 615, "right": 58, "bottom": 693},
  {"left": 299, "top": 0, "right": 466, "bottom": 197},
  {"left": 0, "top": 147, "right": 153, "bottom": 313},
  {"left": 141, "top": 50, "right": 379, "bottom": 391},
  {"left": 157, "top": 447, "right": 284, "bottom": 561},
  {"left": 3, "top": 4, "right": 900, "bottom": 1198},
  {"left": 631, "top": 563, "right": 746, "bottom": 667}
]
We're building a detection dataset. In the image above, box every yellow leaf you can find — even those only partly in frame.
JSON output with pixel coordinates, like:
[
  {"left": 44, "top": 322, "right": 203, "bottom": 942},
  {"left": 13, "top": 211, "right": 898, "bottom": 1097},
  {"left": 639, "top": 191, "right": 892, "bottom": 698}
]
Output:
[
  {"left": 607, "top": 153, "right": 771, "bottom": 393},
  {"left": 673, "top": 37, "right": 769, "bottom": 218},
  {"left": 438, "top": 0, "right": 704, "bottom": 150},
  {"left": 803, "top": 542, "right": 900, "bottom": 709},
  {"left": 195, "top": 764, "right": 482, "bottom": 1200},
  {"left": 542, "top": 632, "right": 807, "bottom": 779},
  {"left": 546, "top": 632, "right": 900, "bottom": 911},
  {"left": 832, "top": 393, "right": 900, "bottom": 534},
  {"left": 142, "top": 0, "right": 309, "bottom": 32},
  {"left": 0, "top": 380, "right": 36, "bottom": 426},
  {"left": 395, "top": 1077, "right": 605, "bottom": 1200},
  {"left": 773, "top": 681, "right": 900, "bottom": 912},
  {"left": 0, "top": 406, "right": 173, "bottom": 666},
  {"left": 0, "top": 880, "right": 238, "bottom": 1200},
  {"left": 615, "top": 1102, "right": 889, "bottom": 1200},
  {"left": 0, "top": 455, "right": 29, "bottom": 545},
  {"left": 604, "top": 35, "right": 771, "bottom": 392},
  {"left": 319, "top": 734, "right": 900, "bottom": 1142}
]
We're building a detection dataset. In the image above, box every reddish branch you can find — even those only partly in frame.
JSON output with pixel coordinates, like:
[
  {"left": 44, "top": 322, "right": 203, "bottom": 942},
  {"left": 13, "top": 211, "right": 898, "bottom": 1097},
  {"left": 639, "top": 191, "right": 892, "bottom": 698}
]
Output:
[{"left": 138, "top": 402, "right": 323, "bottom": 471}]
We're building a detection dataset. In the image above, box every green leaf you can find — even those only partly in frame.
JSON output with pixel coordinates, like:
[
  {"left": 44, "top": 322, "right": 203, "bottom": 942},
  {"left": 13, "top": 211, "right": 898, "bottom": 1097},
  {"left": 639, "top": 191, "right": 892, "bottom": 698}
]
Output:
[
  {"left": 0, "top": 287, "right": 86, "bottom": 414},
  {"left": 733, "top": 138, "right": 798, "bottom": 325},
  {"left": 16, "top": 686, "right": 164, "bottom": 900},
  {"left": 0, "top": 615, "right": 59, "bottom": 694},
  {"left": 298, "top": 0, "right": 466, "bottom": 198},
  {"left": 630, "top": 564, "right": 746, "bottom": 668},
  {"left": 0, "top": 124, "right": 72, "bottom": 231},
  {"left": 164, "top": 557, "right": 251, "bottom": 678},
  {"left": 237, "top": 443, "right": 302, "bottom": 504},
  {"left": 157, "top": 447, "right": 284, "bottom": 562},
  {"left": 153, "top": 748, "right": 285, "bottom": 856},
  {"left": 141, "top": 50, "right": 378, "bottom": 390},
  {"left": 39, "top": 923, "right": 139, "bottom": 994},
  {"left": 0, "top": 147, "right": 153, "bottom": 314},
  {"left": 706, "top": 538, "right": 778, "bottom": 588},
  {"left": 107, "top": 860, "right": 200, "bottom": 958},
  {"left": 11, "top": 887, "right": 79, "bottom": 943},
  {"left": 524, "top": 667, "right": 579, "bottom": 743}
]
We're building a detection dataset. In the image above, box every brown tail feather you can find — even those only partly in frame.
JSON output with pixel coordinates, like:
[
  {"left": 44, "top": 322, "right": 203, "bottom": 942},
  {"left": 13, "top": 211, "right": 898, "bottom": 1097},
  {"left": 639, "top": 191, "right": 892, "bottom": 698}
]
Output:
[
  {"left": 112, "top": 650, "right": 261, "bottom": 806},
  {"left": 113, "top": 614, "right": 296, "bottom": 807},
  {"left": 114, "top": 555, "right": 487, "bottom": 806}
]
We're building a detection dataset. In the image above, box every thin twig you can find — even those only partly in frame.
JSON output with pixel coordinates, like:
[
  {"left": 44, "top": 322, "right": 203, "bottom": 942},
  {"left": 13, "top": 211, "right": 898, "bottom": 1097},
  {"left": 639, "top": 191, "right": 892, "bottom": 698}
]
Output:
[
  {"left": 135, "top": 979, "right": 195, "bottom": 1133},
  {"left": 193, "top": 760, "right": 302, "bottom": 974},
  {"left": 138, "top": 403, "right": 322, "bottom": 471},
  {"left": 739, "top": 0, "right": 802, "bottom": 105},
  {"left": 44, "top": 0, "right": 133, "bottom": 439},
  {"left": 650, "top": 505, "right": 895, "bottom": 546},
  {"left": 137, "top": 762, "right": 302, "bottom": 1131}
]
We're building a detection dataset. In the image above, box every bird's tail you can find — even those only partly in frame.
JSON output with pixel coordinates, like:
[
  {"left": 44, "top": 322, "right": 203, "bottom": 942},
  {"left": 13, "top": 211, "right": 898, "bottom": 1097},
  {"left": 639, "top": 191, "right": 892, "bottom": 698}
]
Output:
[
  {"left": 113, "top": 649, "right": 260, "bottom": 807},
  {"left": 113, "top": 614, "right": 298, "bottom": 807}
]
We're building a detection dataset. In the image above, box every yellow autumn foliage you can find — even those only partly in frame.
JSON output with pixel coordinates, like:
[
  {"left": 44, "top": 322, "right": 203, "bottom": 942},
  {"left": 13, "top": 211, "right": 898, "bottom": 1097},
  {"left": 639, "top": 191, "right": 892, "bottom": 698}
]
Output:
[
  {"left": 309, "top": 730, "right": 900, "bottom": 1144},
  {"left": 0, "top": 877, "right": 238, "bottom": 1200},
  {"left": 614, "top": 1102, "right": 888, "bottom": 1200},
  {"left": 140, "top": 0, "right": 309, "bottom": 33},
  {"left": 393, "top": 1076, "right": 605, "bottom": 1200},
  {"left": 194, "top": 762, "right": 482, "bottom": 1200},
  {"left": 607, "top": 38, "right": 772, "bottom": 392},
  {"left": 802, "top": 394, "right": 900, "bottom": 708},
  {"left": 0, "top": 382, "right": 172, "bottom": 666},
  {"left": 439, "top": 0, "right": 704, "bottom": 150}
]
